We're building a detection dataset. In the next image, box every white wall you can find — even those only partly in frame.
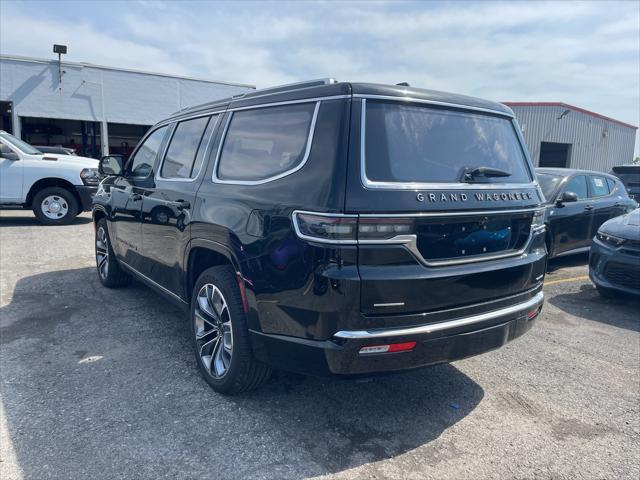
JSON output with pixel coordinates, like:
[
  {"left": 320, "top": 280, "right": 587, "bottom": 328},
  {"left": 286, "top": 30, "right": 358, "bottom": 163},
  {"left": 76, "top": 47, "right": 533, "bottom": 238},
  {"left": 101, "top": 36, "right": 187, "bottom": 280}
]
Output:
[{"left": 0, "top": 55, "right": 253, "bottom": 154}]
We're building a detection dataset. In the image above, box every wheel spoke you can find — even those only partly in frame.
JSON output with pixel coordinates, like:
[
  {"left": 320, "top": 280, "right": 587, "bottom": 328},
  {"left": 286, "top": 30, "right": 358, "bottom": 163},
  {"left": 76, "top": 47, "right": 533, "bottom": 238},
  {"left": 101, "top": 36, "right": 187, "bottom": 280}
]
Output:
[{"left": 194, "top": 282, "right": 234, "bottom": 379}]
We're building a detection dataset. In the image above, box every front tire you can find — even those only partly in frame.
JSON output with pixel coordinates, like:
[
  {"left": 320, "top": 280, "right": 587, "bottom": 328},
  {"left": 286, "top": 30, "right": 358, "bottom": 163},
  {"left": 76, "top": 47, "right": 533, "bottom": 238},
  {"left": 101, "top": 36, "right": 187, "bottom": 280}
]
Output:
[
  {"left": 95, "top": 218, "right": 131, "bottom": 288},
  {"left": 32, "top": 187, "right": 79, "bottom": 225},
  {"left": 191, "top": 266, "right": 271, "bottom": 394}
]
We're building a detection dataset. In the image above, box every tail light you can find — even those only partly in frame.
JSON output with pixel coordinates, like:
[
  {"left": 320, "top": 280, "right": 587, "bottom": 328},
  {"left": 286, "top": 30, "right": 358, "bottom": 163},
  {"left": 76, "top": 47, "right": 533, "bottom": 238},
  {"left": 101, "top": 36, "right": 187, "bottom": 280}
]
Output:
[{"left": 292, "top": 211, "right": 414, "bottom": 244}]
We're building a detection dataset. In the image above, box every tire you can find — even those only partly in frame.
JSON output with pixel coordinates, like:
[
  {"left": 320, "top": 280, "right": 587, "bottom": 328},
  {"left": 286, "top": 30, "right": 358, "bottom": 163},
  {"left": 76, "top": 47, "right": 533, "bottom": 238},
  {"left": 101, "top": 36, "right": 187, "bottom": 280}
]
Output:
[
  {"left": 95, "top": 218, "right": 132, "bottom": 288},
  {"left": 191, "top": 266, "right": 271, "bottom": 394},
  {"left": 32, "top": 186, "right": 79, "bottom": 225}
]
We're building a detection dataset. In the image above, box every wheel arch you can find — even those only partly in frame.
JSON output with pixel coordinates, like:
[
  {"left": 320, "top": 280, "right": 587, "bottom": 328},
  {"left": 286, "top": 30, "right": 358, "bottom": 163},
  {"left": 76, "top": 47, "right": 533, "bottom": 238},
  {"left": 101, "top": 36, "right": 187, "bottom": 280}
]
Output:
[
  {"left": 184, "top": 239, "right": 243, "bottom": 302},
  {"left": 25, "top": 177, "right": 81, "bottom": 208}
]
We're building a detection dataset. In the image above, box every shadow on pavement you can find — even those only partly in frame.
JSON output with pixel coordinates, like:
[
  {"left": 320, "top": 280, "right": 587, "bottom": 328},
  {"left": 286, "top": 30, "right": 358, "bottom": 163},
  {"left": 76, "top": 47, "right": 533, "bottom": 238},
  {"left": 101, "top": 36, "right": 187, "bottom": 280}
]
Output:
[
  {"left": 548, "top": 283, "right": 640, "bottom": 332},
  {"left": 546, "top": 252, "right": 589, "bottom": 274},
  {"left": 0, "top": 267, "right": 484, "bottom": 479},
  {"left": 0, "top": 214, "right": 92, "bottom": 227}
]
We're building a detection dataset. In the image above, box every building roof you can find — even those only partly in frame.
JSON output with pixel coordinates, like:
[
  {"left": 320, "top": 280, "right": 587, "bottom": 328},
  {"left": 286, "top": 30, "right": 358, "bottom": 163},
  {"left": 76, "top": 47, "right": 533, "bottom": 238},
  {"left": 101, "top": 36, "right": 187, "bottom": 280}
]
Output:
[
  {"left": 502, "top": 102, "right": 637, "bottom": 130},
  {"left": 0, "top": 54, "right": 255, "bottom": 89}
]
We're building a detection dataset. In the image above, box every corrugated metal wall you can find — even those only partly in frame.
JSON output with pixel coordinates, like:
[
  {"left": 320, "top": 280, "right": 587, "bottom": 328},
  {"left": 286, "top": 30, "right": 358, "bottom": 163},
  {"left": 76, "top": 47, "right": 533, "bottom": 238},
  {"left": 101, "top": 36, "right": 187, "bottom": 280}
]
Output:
[{"left": 509, "top": 105, "right": 636, "bottom": 172}]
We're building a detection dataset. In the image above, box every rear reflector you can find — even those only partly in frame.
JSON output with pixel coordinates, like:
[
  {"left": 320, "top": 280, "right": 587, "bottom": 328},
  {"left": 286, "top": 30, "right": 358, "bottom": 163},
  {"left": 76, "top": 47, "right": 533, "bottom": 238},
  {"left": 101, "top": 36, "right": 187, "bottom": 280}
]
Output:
[
  {"left": 359, "top": 341, "right": 417, "bottom": 356},
  {"left": 527, "top": 306, "right": 541, "bottom": 320}
]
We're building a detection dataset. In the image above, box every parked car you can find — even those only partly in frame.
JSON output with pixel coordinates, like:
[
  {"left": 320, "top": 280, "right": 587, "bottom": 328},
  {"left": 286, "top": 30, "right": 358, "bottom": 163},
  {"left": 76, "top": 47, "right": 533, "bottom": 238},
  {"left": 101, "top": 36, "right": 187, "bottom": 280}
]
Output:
[
  {"left": 536, "top": 168, "right": 636, "bottom": 259},
  {"left": 589, "top": 208, "right": 640, "bottom": 297},
  {"left": 0, "top": 131, "right": 101, "bottom": 225},
  {"left": 34, "top": 145, "right": 77, "bottom": 156},
  {"left": 611, "top": 164, "right": 640, "bottom": 201},
  {"left": 93, "top": 79, "right": 547, "bottom": 394}
]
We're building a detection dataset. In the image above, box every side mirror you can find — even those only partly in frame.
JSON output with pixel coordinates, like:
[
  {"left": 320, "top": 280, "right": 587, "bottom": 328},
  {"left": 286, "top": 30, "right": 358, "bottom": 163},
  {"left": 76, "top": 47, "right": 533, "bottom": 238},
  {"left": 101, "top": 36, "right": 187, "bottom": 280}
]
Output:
[
  {"left": 99, "top": 155, "right": 124, "bottom": 176},
  {"left": 556, "top": 191, "right": 578, "bottom": 206},
  {"left": 0, "top": 151, "right": 19, "bottom": 161}
]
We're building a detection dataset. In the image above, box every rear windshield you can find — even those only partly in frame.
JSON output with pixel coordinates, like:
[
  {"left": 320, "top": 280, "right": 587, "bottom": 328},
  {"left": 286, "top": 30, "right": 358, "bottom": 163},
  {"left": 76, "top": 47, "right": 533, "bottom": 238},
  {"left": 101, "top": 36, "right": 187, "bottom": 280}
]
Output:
[{"left": 364, "top": 102, "right": 532, "bottom": 184}]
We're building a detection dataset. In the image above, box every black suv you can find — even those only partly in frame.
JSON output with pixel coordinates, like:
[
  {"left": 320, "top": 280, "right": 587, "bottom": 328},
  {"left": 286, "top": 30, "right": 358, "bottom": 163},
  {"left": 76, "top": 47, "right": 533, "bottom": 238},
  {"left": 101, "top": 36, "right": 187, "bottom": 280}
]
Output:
[{"left": 93, "top": 79, "right": 547, "bottom": 394}]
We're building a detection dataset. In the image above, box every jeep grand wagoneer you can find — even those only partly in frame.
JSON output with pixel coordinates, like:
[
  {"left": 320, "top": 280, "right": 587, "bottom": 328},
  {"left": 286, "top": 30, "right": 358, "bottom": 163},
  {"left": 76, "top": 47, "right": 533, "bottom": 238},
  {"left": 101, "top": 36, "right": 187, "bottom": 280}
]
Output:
[{"left": 93, "top": 79, "right": 546, "bottom": 393}]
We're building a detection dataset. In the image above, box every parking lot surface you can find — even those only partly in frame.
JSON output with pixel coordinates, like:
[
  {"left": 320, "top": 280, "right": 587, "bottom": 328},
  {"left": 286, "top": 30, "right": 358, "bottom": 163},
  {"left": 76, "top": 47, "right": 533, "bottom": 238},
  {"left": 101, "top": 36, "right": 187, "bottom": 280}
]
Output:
[{"left": 1, "top": 210, "right": 639, "bottom": 480}]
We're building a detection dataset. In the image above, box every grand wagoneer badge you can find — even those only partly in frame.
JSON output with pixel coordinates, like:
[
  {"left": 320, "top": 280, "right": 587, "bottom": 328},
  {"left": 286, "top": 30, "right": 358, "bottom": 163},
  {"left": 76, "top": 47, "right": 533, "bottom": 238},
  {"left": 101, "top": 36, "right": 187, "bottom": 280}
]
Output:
[{"left": 417, "top": 191, "right": 534, "bottom": 203}]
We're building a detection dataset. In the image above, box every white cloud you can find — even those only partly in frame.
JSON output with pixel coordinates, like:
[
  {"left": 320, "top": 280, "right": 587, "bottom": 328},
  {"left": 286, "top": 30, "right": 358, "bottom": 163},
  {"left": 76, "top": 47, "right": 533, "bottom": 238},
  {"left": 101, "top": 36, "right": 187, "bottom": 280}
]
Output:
[{"left": 1, "top": 0, "right": 638, "bottom": 144}]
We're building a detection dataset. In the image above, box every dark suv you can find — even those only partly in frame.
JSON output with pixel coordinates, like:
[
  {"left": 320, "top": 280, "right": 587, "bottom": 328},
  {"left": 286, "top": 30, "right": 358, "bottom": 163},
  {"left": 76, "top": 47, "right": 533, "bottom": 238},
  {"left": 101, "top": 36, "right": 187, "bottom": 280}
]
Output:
[{"left": 93, "top": 79, "right": 547, "bottom": 393}]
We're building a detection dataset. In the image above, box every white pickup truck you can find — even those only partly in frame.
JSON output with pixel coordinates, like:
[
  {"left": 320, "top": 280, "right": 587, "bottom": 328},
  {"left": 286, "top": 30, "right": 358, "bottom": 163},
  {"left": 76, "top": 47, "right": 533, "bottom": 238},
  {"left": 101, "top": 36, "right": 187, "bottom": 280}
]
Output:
[{"left": 0, "top": 130, "right": 101, "bottom": 225}]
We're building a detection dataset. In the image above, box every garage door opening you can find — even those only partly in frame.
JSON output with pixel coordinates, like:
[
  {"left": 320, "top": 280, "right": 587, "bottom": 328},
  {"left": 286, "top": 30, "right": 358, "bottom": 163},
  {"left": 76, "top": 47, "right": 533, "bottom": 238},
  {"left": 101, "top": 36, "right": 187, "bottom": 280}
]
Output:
[
  {"left": 0, "top": 101, "right": 12, "bottom": 133},
  {"left": 107, "top": 123, "right": 150, "bottom": 157},
  {"left": 539, "top": 142, "right": 572, "bottom": 168},
  {"left": 20, "top": 117, "right": 102, "bottom": 158}
]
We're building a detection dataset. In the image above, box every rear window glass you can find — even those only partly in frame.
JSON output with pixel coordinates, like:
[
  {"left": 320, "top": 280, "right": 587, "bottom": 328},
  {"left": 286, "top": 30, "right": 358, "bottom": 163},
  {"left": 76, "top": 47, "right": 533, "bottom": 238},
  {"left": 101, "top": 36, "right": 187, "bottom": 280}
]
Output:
[
  {"left": 217, "top": 102, "right": 317, "bottom": 182},
  {"left": 589, "top": 175, "right": 610, "bottom": 197},
  {"left": 161, "top": 116, "right": 211, "bottom": 179},
  {"left": 364, "top": 102, "right": 531, "bottom": 184}
]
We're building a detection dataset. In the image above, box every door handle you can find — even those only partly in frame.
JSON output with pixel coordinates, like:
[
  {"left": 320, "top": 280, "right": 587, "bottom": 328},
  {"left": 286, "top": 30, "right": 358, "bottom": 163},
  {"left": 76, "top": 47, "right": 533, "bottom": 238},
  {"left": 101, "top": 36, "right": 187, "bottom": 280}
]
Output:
[
  {"left": 584, "top": 205, "right": 594, "bottom": 211},
  {"left": 172, "top": 199, "right": 191, "bottom": 210},
  {"left": 130, "top": 193, "right": 142, "bottom": 202}
]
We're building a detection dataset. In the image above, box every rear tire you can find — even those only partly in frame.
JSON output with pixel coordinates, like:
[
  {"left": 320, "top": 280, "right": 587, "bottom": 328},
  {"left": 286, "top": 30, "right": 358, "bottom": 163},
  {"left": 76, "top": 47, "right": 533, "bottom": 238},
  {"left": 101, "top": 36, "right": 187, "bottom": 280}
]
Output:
[
  {"left": 191, "top": 266, "right": 271, "bottom": 394},
  {"left": 32, "top": 187, "right": 79, "bottom": 225},
  {"left": 95, "top": 218, "right": 132, "bottom": 288}
]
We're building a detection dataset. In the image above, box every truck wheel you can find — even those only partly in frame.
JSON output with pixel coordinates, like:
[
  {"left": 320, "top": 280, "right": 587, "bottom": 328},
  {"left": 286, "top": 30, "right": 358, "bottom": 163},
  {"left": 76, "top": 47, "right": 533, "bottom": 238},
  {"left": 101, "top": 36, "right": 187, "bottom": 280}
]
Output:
[
  {"left": 191, "top": 266, "right": 271, "bottom": 394},
  {"left": 95, "top": 218, "right": 132, "bottom": 288},
  {"left": 32, "top": 187, "right": 79, "bottom": 225}
]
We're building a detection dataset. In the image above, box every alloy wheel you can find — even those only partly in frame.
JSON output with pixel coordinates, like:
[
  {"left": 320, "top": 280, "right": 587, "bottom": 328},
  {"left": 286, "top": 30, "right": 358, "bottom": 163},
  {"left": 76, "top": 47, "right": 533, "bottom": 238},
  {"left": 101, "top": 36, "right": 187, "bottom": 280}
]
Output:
[
  {"left": 194, "top": 283, "right": 233, "bottom": 378},
  {"left": 95, "top": 226, "right": 109, "bottom": 279}
]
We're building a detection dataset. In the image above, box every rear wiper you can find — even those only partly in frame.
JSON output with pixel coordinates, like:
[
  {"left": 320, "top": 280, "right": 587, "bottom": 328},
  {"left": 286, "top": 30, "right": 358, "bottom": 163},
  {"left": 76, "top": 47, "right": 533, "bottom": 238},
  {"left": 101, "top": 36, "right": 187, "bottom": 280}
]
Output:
[{"left": 462, "top": 166, "right": 512, "bottom": 182}]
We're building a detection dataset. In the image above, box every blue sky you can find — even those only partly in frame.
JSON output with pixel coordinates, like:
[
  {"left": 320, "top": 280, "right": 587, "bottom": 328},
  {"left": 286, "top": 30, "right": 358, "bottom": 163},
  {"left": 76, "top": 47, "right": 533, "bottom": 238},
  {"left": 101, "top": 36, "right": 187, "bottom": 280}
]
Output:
[{"left": 1, "top": 0, "right": 638, "bottom": 149}]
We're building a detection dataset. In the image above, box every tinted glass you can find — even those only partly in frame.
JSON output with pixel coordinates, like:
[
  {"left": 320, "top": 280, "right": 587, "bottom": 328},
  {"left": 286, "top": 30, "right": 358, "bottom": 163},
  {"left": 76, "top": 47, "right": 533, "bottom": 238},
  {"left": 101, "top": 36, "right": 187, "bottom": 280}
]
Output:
[
  {"left": 365, "top": 102, "right": 531, "bottom": 183},
  {"left": 161, "top": 116, "right": 210, "bottom": 179},
  {"left": 0, "top": 132, "right": 42, "bottom": 155},
  {"left": 128, "top": 126, "right": 168, "bottom": 178},
  {"left": 537, "top": 173, "right": 564, "bottom": 202},
  {"left": 589, "top": 175, "right": 609, "bottom": 197},
  {"left": 564, "top": 175, "right": 588, "bottom": 199},
  {"left": 217, "top": 103, "right": 316, "bottom": 182},
  {"left": 606, "top": 178, "right": 616, "bottom": 192}
]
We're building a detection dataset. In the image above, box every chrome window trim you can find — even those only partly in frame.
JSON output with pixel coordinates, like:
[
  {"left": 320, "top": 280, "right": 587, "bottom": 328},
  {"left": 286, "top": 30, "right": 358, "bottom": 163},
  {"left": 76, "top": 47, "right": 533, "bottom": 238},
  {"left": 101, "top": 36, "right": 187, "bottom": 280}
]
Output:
[
  {"left": 156, "top": 114, "right": 220, "bottom": 183},
  {"left": 359, "top": 98, "right": 539, "bottom": 191},
  {"left": 212, "top": 101, "right": 321, "bottom": 186},
  {"left": 334, "top": 291, "right": 544, "bottom": 339},
  {"left": 156, "top": 109, "right": 228, "bottom": 129}
]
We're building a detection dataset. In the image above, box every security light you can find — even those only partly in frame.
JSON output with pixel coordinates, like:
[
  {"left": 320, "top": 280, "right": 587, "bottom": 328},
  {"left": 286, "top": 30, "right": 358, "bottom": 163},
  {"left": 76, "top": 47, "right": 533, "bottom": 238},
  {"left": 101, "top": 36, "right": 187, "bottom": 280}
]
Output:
[
  {"left": 53, "top": 44, "right": 68, "bottom": 88},
  {"left": 53, "top": 44, "right": 67, "bottom": 55}
]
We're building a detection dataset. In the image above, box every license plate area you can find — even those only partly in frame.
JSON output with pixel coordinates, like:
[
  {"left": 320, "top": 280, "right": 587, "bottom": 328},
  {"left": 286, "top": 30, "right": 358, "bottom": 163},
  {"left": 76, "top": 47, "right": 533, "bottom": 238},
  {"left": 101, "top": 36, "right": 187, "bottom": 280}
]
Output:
[{"left": 415, "top": 212, "right": 532, "bottom": 262}]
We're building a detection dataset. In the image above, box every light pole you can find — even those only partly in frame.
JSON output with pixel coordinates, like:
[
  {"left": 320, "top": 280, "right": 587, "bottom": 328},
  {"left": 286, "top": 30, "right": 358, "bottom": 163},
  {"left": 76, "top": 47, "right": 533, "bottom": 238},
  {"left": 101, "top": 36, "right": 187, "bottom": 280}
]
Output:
[{"left": 53, "top": 44, "right": 67, "bottom": 90}]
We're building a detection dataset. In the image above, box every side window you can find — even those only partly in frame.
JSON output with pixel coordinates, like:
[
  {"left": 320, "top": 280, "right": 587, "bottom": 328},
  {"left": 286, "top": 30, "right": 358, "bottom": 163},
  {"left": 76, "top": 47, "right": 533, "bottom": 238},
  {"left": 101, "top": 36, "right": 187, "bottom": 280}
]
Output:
[
  {"left": 160, "top": 116, "right": 212, "bottom": 179},
  {"left": 589, "top": 175, "right": 610, "bottom": 197},
  {"left": 606, "top": 178, "right": 616, "bottom": 193},
  {"left": 217, "top": 102, "right": 317, "bottom": 182},
  {"left": 127, "top": 126, "right": 168, "bottom": 178},
  {"left": 564, "top": 175, "right": 588, "bottom": 200}
]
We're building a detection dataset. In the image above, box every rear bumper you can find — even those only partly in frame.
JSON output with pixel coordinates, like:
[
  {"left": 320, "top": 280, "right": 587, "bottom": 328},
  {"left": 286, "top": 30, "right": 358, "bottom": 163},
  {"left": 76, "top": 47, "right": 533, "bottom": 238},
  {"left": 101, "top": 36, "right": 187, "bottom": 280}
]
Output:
[
  {"left": 250, "top": 290, "right": 543, "bottom": 376},
  {"left": 76, "top": 185, "right": 98, "bottom": 211}
]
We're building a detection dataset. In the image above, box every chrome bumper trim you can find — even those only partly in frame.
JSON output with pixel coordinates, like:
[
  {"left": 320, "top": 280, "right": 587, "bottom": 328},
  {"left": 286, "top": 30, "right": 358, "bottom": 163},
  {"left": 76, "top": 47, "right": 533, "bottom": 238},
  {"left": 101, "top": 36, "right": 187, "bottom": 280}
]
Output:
[{"left": 334, "top": 291, "right": 544, "bottom": 339}]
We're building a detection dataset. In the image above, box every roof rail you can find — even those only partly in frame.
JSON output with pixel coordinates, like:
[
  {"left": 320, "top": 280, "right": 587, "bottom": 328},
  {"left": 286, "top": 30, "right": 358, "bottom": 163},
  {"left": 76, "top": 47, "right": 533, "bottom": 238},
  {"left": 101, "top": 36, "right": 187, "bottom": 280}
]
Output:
[
  {"left": 242, "top": 78, "right": 337, "bottom": 99},
  {"left": 167, "top": 78, "right": 338, "bottom": 119}
]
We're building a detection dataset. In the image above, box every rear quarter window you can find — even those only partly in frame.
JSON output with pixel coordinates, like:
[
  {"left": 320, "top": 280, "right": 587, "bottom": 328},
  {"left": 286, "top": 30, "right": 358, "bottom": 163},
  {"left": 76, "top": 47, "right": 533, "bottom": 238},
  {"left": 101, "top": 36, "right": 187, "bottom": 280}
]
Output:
[
  {"left": 364, "top": 101, "right": 532, "bottom": 184},
  {"left": 216, "top": 102, "right": 318, "bottom": 183},
  {"left": 589, "top": 175, "right": 610, "bottom": 197}
]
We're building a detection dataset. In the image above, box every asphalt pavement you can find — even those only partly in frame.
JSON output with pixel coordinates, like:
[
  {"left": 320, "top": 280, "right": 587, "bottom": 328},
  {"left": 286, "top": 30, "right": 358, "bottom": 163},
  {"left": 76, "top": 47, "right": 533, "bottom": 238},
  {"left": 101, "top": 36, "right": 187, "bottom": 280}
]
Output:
[{"left": 1, "top": 210, "right": 638, "bottom": 479}]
